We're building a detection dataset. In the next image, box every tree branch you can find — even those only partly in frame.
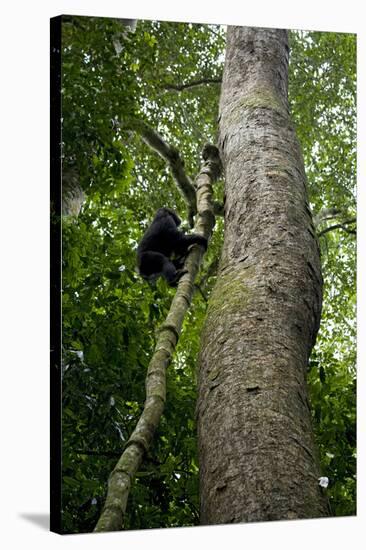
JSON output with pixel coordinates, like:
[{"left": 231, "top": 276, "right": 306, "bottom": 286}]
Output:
[
  {"left": 124, "top": 119, "right": 224, "bottom": 223},
  {"left": 74, "top": 449, "right": 121, "bottom": 458},
  {"left": 318, "top": 218, "right": 356, "bottom": 238},
  {"left": 313, "top": 207, "right": 341, "bottom": 227},
  {"left": 94, "top": 145, "right": 222, "bottom": 533},
  {"left": 128, "top": 118, "right": 197, "bottom": 225},
  {"left": 163, "top": 77, "right": 222, "bottom": 92}
]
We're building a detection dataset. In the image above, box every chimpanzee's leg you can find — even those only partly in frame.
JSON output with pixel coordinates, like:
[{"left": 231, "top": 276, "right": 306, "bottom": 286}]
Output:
[
  {"left": 161, "top": 256, "right": 180, "bottom": 285},
  {"left": 138, "top": 251, "right": 165, "bottom": 278},
  {"left": 138, "top": 250, "right": 183, "bottom": 285},
  {"left": 172, "top": 254, "right": 186, "bottom": 270},
  {"left": 174, "top": 234, "right": 207, "bottom": 256}
]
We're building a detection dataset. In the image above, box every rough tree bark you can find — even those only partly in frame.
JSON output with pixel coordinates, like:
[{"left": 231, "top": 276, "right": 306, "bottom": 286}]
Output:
[{"left": 197, "top": 27, "right": 329, "bottom": 524}]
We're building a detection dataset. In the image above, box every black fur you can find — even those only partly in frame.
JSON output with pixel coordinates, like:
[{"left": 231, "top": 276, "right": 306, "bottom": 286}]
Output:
[{"left": 137, "top": 207, "right": 207, "bottom": 286}]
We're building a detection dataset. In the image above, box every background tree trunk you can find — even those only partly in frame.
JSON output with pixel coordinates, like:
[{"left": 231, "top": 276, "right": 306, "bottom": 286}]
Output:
[
  {"left": 197, "top": 26, "right": 329, "bottom": 524},
  {"left": 62, "top": 169, "right": 85, "bottom": 216}
]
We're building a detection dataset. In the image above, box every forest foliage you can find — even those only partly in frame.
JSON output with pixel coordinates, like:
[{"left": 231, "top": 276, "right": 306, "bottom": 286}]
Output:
[{"left": 59, "top": 17, "right": 356, "bottom": 532}]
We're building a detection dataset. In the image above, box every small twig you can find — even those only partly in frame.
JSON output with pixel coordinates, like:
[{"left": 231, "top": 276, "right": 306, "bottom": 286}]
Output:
[
  {"left": 195, "top": 256, "right": 219, "bottom": 298},
  {"left": 194, "top": 283, "right": 208, "bottom": 302}
]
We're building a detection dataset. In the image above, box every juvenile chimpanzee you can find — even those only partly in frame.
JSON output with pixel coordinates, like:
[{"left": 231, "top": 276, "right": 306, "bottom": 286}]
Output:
[{"left": 137, "top": 207, "right": 207, "bottom": 286}]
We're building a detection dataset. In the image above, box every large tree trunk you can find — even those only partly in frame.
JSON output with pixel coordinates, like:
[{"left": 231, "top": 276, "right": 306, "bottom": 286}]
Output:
[{"left": 197, "top": 26, "right": 329, "bottom": 524}]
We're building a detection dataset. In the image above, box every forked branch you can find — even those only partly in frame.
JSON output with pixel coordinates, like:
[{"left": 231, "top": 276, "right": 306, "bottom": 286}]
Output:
[{"left": 128, "top": 118, "right": 197, "bottom": 225}]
